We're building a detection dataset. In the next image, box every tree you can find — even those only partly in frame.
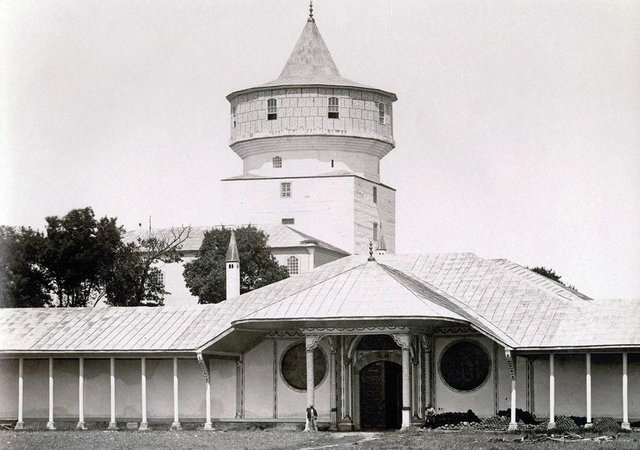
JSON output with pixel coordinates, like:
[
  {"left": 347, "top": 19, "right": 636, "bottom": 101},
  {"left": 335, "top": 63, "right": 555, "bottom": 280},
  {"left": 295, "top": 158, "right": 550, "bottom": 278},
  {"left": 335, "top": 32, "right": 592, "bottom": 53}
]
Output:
[
  {"left": 529, "top": 266, "right": 577, "bottom": 290},
  {"left": 183, "top": 225, "right": 289, "bottom": 304},
  {"left": 41, "top": 208, "right": 122, "bottom": 307},
  {"left": 0, "top": 208, "right": 190, "bottom": 308},
  {"left": 0, "top": 226, "right": 50, "bottom": 307}
]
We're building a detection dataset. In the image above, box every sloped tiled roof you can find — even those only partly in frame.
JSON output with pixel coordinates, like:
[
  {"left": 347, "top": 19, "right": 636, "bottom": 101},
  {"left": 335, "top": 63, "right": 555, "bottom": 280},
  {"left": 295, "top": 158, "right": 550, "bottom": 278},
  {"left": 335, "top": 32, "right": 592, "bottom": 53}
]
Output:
[
  {"left": 124, "top": 224, "right": 348, "bottom": 255},
  {"left": 0, "top": 253, "right": 638, "bottom": 354},
  {"left": 227, "top": 19, "right": 396, "bottom": 100}
]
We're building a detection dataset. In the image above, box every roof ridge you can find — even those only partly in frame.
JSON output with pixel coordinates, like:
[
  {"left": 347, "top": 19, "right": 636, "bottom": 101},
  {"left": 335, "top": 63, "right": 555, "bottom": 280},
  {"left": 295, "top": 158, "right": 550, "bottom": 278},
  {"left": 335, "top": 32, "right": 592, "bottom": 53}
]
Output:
[
  {"left": 379, "top": 263, "right": 519, "bottom": 348},
  {"left": 491, "top": 259, "right": 592, "bottom": 302}
]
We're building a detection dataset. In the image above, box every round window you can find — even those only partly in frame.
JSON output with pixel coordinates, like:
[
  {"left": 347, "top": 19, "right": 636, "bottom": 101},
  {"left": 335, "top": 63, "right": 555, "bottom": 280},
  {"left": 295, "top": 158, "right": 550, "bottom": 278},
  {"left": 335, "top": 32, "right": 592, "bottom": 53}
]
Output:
[
  {"left": 439, "top": 340, "right": 490, "bottom": 391},
  {"left": 281, "top": 343, "right": 327, "bottom": 391}
]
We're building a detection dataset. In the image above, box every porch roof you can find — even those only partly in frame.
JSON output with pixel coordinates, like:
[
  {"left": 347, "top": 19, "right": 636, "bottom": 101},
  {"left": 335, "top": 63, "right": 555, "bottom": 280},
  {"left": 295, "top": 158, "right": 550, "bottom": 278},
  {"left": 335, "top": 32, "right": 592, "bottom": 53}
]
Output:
[{"left": 0, "top": 253, "right": 638, "bottom": 355}]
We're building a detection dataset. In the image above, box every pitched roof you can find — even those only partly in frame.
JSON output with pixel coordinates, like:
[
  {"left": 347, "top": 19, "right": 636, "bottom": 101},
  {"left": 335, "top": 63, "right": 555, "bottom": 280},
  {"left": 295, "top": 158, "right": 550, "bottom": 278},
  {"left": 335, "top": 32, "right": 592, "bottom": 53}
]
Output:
[
  {"left": 124, "top": 224, "right": 348, "bottom": 255},
  {"left": 1, "top": 253, "right": 638, "bottom": 354}
]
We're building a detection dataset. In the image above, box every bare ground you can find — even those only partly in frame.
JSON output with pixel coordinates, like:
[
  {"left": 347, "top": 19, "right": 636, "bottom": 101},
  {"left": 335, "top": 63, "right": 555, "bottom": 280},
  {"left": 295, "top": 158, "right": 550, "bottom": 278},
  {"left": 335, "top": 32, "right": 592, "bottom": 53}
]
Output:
[{"left": 2, "top": 429, "right": 640, "bottom": 450}]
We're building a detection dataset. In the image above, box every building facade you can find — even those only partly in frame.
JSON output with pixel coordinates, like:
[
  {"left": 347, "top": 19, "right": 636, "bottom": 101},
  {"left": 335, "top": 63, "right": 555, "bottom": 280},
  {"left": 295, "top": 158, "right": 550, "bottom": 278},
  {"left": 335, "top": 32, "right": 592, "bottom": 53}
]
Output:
[{"left": 0, "top": 7, "right": 638, "bottom": 434}]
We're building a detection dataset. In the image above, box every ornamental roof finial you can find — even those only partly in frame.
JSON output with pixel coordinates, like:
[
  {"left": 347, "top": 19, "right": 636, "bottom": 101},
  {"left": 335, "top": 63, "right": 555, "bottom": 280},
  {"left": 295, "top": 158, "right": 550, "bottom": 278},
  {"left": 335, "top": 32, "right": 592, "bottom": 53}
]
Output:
[
  {"left": 368, "top": 240, "right": 375, "bottom": 261},
  {"left": 308, "top": 0, "right": 315, "bottom": 22}
]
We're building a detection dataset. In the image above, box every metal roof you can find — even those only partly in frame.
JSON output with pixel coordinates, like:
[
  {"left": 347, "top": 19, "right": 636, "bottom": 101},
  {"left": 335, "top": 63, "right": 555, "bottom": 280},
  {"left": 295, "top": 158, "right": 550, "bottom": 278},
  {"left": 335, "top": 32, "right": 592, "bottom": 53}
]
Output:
[{"left": 0, "top": 253, "right": 638, "bottom": 354}]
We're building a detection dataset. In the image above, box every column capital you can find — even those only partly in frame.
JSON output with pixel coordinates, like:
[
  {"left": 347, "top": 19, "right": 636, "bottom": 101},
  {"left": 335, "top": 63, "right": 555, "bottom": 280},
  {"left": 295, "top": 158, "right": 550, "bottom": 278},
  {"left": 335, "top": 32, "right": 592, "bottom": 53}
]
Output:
[{"left": 419, "top": 335, "right": 432, "bottom": 352}]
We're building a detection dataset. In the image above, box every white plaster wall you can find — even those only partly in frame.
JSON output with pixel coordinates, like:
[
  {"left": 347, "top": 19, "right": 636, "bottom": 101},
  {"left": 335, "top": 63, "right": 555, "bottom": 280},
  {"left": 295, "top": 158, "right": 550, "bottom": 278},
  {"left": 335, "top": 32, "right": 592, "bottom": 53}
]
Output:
[
  {"left": 240, "top": 142, "right": 384, "bottom": 182},
  {"left": 244, "top": 340, "right": 275, "bottom": 418},
  {"left": 0, "top": 359, "right": 18, "bottom": 418},
  {"left": 276, "top": 338, "right": 330, "bottom": 420},
  {"left": 313, "top": 248, "right": 347, "bottom": 268},
  {"left": 178, "top": 359, "right": 206, "bottom": 419},
  {"left": 84, "top": 359, "right": 110, "bottom": 418},
  {"left": 146, "top": 359, "right": 172, "bottom": 419},
  {"left": 209, "top": 358, "right": 236, "bottom": 418},
  {"left": 433, "top": 336, "right": 496, "bottom": 417},
  {"left": 271, "top": 249, "right": 312, "bottom": 274},
  {"left": 51, "top": 359, "right": 78, "bottom": 418},
  {"left": 229, "top": 88, "right": 394, "bottom": 146},
  {"left": 353, "top": 177, "right": 395, "bottom": 254},
  {"left": 114, "top": 359, "right": 142, "bottom": 419},
  {"left": 156, "top": 260, "right": 197, "bottom": 307},
  {"left": 23, "top": 359, "right": 48, "bottom": 418},
  {"left": 222, "top": 176, "right": 356, "bottom": 254}
]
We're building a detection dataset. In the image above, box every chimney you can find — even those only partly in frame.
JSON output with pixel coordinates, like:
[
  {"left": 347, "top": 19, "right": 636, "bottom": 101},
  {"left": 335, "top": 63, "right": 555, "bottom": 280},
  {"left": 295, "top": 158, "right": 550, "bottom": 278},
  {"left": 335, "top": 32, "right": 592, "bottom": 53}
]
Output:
[{"left": 226, "top": 230, "right": 240, "bottom": 300}]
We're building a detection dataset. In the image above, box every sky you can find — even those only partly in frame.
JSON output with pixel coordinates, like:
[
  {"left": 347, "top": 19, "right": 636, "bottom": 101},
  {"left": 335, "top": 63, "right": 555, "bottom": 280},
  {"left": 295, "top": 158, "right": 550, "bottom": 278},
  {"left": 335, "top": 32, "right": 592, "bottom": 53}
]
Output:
[{"left": 1, "top": 0, "right": 639, "bottom": 299}]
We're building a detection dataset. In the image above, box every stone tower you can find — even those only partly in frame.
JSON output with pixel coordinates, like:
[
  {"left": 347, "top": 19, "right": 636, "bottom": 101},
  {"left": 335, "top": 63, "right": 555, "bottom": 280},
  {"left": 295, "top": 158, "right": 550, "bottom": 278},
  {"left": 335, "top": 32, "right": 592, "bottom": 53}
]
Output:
[{"left": 222, "top": 9, "right": 397, "bottom": 255}]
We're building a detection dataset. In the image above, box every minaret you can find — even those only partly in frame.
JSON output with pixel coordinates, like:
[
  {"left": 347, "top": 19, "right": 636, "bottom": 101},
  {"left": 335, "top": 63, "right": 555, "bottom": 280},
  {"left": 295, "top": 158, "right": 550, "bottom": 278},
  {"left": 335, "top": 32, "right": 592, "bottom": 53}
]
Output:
[
  {"left": 376, "top": 224, "right": 387, "bottom": 257},
  {"left": 226, "top": 231, "right": 240, "bottom": 300},
  {"left": 222, "top": 6, "right": 397, "bottom": 255}
]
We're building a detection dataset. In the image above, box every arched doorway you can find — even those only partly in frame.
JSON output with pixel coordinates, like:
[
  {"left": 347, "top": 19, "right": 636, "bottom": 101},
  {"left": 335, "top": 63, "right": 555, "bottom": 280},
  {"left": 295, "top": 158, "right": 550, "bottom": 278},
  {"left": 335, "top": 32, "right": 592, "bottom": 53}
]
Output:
[{"left": 359, "top": 361, "right": 402, "bottom": 429}]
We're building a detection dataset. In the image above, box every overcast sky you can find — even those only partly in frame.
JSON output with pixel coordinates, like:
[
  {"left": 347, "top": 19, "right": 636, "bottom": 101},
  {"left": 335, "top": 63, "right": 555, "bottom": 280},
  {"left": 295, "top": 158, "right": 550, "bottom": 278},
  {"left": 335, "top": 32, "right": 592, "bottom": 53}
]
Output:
[{"left": 1, "top": 0, "right": 639, "bottom": 299}]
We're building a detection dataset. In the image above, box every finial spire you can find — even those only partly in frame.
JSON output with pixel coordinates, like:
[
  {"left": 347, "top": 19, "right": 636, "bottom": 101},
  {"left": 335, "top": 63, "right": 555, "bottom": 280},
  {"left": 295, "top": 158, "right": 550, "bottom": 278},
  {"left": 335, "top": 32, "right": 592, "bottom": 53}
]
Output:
[
  {"left": 308, "top": 0, "right": 314, "bottom": 22},
  {"left": 368, "top": 240, "right": 375, "bottom": 261}
]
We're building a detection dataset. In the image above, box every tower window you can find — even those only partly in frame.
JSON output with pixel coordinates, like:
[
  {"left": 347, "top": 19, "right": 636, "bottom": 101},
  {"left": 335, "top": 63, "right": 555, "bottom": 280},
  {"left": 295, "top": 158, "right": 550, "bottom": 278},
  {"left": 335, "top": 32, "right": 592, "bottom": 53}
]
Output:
[
  {"left": 373, "top": 222, "right": 378, "bottom": 241},
  {"left": 231, "top": 105, "right": 236, "bottom": 128},
  {"left": 331, "top": 159, "right": 334, "bottom": 168},
  {"left": 273, "top": 156, "right": 282, "bottom": 168},
  {"left": 378, "top": 103, "right": 386, "bottom": 124},
  {"left": 267, "top": 98, "right": 277, "bottom": 120},
  {"left": 287, "top": 256, "right": 299, "bottom": 275},
  {"left": 280, "top": 182, "right": 291, "bottom": 198},
  {"left": 281, "top": 218, "right": 295, "bottom": 225},
  {"left": 373, "top": 186, "right": 377, "bottom": 203},
  {"left": 328, "top": 97, "right": 339, "bottom": 119}
]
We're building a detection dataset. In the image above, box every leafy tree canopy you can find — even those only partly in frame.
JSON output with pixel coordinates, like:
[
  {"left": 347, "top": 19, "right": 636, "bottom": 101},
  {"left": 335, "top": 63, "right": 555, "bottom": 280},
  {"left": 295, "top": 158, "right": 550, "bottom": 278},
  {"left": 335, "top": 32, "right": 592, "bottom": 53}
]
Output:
[
  {"left": 183, "top": 225, "right": 289, "bottom": 304},
  {"left": 0, "top": 207, "right": 191, "bottom": 308},
  {"left": 529, "top": 266, "right": 576, "bottom": 290}
]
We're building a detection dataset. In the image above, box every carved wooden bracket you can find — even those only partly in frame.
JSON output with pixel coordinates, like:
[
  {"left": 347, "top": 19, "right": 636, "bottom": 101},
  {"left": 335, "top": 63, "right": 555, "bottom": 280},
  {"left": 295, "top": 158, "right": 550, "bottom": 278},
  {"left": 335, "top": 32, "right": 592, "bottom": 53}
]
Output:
[
  {"left": 306, "top": 335, "right": 323, "bottom": 351},
  {"left": 197, "top": 352, "right": 210, "bottom": 383},
  {"left": 505, "top": 349, "right": 516, "bottom": 380},
  {"left": 391, "top": 334, "right": 411, "bottom": 350}
]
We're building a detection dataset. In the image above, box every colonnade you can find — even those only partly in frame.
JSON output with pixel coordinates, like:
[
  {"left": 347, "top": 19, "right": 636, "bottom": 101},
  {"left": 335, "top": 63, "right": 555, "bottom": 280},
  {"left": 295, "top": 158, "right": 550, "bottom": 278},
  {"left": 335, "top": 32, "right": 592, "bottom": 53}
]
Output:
[
  {"left": 13, "top": 355, "right": 214, "bottom": 431},
  {"left": 508, "top": 352, "right": 633, "bottom": 430}
]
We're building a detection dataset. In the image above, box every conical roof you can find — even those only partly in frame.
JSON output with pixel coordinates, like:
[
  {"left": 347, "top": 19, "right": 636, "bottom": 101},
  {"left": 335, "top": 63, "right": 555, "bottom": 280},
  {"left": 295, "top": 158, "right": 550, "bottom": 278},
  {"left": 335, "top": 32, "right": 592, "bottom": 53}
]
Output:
[
  {"left": 260, "top": 20, "right": 366, "bottom": 89},
  {"left": 226, "top": 231, "right": 239, "bottom": 262},
  {"left": 227, "top": 17, "right": 396, "bottom": 100}
]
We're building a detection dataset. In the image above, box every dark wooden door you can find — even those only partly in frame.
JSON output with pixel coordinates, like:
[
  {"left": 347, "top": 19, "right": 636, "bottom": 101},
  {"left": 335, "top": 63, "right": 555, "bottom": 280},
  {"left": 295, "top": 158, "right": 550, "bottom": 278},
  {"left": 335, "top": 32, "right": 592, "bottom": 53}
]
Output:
[{"left": 360, "top": 361, "right": 402, "bottom": 430}]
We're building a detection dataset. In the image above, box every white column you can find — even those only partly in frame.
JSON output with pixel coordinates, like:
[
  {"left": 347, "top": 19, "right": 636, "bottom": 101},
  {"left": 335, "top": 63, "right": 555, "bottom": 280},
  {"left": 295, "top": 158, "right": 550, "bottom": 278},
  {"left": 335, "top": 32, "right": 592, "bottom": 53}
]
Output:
[
  {"left": 108, "top": 358, "right": 117, "bottom": 430},
  {"left": 505, "top": 350, "right": 517, "bottom": 431},
  {"left": 204, "top": 377, "right": 212, "bottom": 430},
  {"left": 15, "top": 358, "right": 24, "bottom": 430},
  {"left": 139, "top": 357, "right": 148, "bottom": 430},
  {"left": 329, "top": 340, "right": 337, "bottom": 430},
  {"left": 46, "top": 358, "right": 55, "bottom": 430},
  {"left": 401, "top": 342, "right": 411, "bottom": 429},
  {"left": 77, "top": 357, "right": 86, "bottom": 430},
  {"left": 510, "top": 378, "right": 517, "bottom": 427},
  {"left": 548, "top": 353, "right": 555, "bottom": 429},
  {"left": 423, "top": 339, "right": 431, "bottom": 412},
  {"left": 622, "top": 352, "right": 630, "bottom": 430},
  {"left": 171, "top": 357, "right": 181, "bottom": 430},
  {"left": 304, "top": 336, "right": 316, "bottom": 431},
  {"left": 585, "top": 353, "right": 592, "bottom": 428}
]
